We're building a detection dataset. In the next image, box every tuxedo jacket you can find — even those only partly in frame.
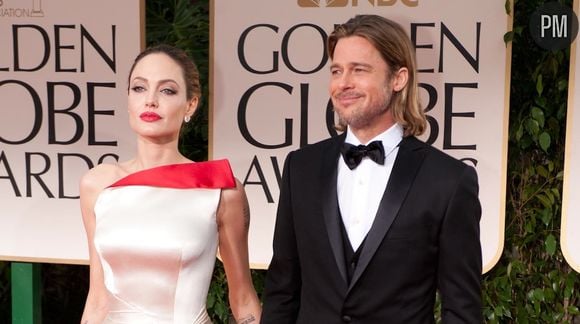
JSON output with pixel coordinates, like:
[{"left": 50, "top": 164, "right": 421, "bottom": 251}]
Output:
[{"left": 261, "top": 134, "right": 482, "bottom": 324}]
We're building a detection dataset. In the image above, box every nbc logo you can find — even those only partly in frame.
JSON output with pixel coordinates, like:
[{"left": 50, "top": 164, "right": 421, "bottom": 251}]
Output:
[{"left": 297, "top": 0, "right": 418, "bottom": 8}]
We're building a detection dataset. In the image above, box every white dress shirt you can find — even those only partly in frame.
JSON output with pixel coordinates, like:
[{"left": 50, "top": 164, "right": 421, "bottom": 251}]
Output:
[{"left": 337, "top": 123, "right": 403, "bottom": 250}]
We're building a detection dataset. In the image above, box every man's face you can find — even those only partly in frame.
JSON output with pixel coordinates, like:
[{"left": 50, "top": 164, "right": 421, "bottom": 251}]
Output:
[{"left": 329, "top": 36, "right": 396, "bottom": 131}]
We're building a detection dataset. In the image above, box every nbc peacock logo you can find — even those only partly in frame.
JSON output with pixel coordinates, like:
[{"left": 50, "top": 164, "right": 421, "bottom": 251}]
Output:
[
  {"left": 298, "top": 0, "right": 350, "bottom": 7},
  {"left": 297, "top": 0, "right": 418, "bottom": 8}
]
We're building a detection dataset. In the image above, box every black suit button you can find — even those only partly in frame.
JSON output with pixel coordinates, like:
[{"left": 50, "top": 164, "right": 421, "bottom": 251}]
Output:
[{"left": 342, "top": 315, "right": 352, "bottom": 322}]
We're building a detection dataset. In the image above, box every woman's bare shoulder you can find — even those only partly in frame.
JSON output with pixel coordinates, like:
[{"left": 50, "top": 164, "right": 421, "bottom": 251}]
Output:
[{"left": 80, "top": 163, "right": 125, "bottom": 196}]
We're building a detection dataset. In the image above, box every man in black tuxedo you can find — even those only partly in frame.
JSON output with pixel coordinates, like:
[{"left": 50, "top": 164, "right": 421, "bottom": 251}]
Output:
[{"left": 261, "top": 14, "right": 482, "bottom": 324}]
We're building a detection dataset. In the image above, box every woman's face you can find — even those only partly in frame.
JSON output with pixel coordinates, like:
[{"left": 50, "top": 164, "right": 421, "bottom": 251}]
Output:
[{"left": 127, "top": 53, "right": 197, "bottom": 143}]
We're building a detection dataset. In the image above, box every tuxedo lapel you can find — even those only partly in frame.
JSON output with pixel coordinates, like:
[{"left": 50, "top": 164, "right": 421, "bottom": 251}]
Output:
[
  {"left": 321, "top": 134, "right": 348, "bottom": 284},
  {"left": 348, "top": 137, "right": 426, "bottom": 292}
]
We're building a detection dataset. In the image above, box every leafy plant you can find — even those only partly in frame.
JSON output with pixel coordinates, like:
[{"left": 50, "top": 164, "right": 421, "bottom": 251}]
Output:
[{"left": 482, "top": 0, "right": 579, "bottom": 323}]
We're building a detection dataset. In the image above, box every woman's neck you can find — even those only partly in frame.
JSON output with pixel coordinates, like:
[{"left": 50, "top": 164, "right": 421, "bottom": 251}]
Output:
[{"left": 129, "top": 137, "right": 190, "bottom": 171}]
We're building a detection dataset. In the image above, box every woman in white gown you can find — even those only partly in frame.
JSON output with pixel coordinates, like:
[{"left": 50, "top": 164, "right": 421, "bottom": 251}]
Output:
[{"left": 79, "top": 44, "right": 261, "bottom": 324}]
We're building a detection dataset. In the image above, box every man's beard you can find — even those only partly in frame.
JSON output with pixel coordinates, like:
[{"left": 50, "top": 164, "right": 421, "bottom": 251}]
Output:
[{"left": 335, "top": 93, "right": 393, "bottom": 130}]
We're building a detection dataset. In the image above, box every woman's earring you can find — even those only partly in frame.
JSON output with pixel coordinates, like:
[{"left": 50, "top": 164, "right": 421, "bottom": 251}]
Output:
[{"left": 184, "top": 115, "right": 191, "bottom": 123}]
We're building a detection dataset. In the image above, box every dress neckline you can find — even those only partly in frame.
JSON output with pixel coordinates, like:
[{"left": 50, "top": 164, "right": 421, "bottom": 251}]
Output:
[{"left": 108, "top": 159, "right": 235, "bottom": 189}]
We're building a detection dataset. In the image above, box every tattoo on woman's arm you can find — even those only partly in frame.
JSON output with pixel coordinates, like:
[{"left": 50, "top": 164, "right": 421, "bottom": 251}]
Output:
[
  {"left": 238, "top": 314, "right": 256, "bottom": 324},
  {"left": 243, "top": 199, "right": 250, "bottom": 231}
]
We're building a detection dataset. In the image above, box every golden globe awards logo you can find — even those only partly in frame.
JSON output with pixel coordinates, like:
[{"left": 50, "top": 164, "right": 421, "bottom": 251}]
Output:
[
  {"left": 298, "top": 0, "right": 418, "bottom": 8},
  {"left": 0, "top": 0, "right": 44, "bottom": 18},
  {"left": 0, "top": 0, "right": 120, "bottom": 199}
]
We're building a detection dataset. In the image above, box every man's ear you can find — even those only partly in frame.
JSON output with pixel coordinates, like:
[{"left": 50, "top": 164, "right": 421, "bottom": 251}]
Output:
[{"left": 392, "top": 67, "right": 409, "bottom": 92}]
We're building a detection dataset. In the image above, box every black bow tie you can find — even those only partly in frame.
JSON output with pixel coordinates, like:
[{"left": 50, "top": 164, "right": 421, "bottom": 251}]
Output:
[{"left": 341, "top": 140, "right": 385, "bottom": 170}]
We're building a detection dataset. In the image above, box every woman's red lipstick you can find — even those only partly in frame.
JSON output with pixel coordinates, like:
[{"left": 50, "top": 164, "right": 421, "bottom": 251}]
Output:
[{"left": 140, "top": 112, "right": 161, "bottom": 122}]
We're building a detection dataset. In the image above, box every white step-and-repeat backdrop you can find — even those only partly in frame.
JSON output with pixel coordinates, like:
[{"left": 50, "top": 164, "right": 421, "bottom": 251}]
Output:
[{"left": 0, "top": 0, "right": 142, "bottom": 263}]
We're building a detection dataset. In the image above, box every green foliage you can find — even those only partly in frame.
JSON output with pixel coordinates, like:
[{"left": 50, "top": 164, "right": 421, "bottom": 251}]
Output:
[
  {"left": 483, "top": 0, "right": 579, "bottom": 323},
  {"left": 207, "top": 262, "right": 231, "bottom": 323}
]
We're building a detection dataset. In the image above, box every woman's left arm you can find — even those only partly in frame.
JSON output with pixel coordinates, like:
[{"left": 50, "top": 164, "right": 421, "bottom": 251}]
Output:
[{"left": 217, "top": 179, "right": 261, "bottom": 324}]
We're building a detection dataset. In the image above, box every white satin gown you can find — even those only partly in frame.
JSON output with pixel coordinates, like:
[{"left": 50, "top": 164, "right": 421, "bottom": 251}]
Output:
[{"left": 93, "top": 160, "right": 235, "bottom": 324}]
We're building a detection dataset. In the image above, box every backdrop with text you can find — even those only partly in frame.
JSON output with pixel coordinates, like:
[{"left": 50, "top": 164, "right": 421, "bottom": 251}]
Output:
[
  {"left": 0, "top": 0, "right": 142, "bottom": 263},
  {"left": 211, "top": 0, "right": 511, "bottom": 272}
]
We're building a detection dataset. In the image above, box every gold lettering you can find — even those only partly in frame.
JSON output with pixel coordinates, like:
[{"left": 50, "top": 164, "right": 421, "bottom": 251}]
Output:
[
  {"left": 402, "top": 0, "right": 419, "bottom": 7},
  {"left": 327, "top": 0, "right": 349, "bottom": 7},
  {"left": 297, "top": 0, "right": 319, "bottom": 7},
  {"left": 298, "top": 0, "right": 418, "bottom": 8},
  {"left": 372, "top": 0, "right": 397, "bottom": 6}
]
